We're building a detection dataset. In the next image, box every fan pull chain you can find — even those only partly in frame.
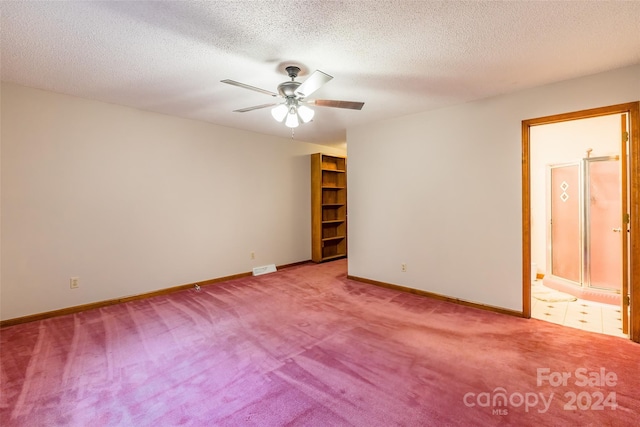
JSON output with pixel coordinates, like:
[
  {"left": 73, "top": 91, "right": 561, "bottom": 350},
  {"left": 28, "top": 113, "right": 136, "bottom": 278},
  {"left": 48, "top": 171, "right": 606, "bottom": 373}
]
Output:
[{"left": 291, "top": 128, "right": 295, "bottom": 139}]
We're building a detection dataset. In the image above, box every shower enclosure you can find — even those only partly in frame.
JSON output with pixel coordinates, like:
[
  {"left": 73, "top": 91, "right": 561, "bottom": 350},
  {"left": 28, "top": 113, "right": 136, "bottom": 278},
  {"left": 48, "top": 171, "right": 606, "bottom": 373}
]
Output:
[{"left": 546, "top": 156, "right": 621, "bottom": 295}]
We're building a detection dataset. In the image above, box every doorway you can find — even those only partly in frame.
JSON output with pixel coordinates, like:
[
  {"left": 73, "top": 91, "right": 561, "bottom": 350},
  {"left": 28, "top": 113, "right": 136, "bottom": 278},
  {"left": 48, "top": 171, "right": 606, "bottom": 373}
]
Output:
[{"left": 522, "top": 102, "right": 640, "bottom": 343}]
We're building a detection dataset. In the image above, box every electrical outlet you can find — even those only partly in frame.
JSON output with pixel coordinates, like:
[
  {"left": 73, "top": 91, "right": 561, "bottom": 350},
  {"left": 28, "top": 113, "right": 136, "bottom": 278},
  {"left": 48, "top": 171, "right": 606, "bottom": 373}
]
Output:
[
  {"left": 250, "top": 251, "right": 255, "bottom": 259},
  {"left": 401, "top": 263, "right": 407, "bottom": 272},
  {"left": 70, "top": 277, "right": 79, "bottom": 289}
]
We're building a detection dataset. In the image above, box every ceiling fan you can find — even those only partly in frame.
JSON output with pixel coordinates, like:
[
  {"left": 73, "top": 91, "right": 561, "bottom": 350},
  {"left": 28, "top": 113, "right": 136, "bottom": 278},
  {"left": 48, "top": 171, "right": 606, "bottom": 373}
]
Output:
[{"left": 221, "top": 66, "right": 364, "bottom": 128}]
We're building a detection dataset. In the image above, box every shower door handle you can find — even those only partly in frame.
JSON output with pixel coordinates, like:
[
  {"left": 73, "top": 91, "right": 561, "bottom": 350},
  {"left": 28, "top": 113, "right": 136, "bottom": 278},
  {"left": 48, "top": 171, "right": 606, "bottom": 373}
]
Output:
[{"left": 612, "top": 228, "right": 622, "bottom": 232}]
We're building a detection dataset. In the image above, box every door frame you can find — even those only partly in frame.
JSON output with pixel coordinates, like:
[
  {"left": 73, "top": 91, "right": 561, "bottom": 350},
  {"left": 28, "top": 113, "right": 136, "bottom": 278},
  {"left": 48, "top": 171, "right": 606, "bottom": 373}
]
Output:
[{"left": 522, "top": 101, "right": 640, "bottom": 343}]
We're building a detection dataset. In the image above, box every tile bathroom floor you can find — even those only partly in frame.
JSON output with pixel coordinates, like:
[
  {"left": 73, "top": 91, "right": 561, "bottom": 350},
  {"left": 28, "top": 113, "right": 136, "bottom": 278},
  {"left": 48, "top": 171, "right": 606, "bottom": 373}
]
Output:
[{"left": 531, "top": 280, "right": 627, "bottom": 339}]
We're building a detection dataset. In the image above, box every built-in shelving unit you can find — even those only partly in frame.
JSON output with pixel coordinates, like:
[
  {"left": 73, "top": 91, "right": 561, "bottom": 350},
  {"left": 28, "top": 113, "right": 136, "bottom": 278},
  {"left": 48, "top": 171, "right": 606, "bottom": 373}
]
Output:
[{"left": 311, "top": 153, "right": 347, "bottom": 262}]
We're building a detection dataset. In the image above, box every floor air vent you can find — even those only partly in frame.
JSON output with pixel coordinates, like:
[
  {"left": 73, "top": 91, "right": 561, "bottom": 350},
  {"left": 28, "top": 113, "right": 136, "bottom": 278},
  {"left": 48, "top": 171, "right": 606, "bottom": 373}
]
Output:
[{"left": 252, "top": 264, "right": 277, "bottom": 276}]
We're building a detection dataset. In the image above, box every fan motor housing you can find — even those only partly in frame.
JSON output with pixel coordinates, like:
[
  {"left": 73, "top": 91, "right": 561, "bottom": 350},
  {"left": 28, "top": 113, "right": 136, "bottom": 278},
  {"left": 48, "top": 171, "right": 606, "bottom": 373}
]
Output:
[{"left": 277, "top": 81, "right": 302, "bottom": 98}]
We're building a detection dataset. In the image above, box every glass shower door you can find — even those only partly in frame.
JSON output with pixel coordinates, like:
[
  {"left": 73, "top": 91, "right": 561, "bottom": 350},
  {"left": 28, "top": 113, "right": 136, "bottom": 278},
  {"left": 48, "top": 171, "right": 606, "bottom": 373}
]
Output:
[
  {"left": 586, "top": 157, "right": 621, "bottom": 291},
  {"left": 549, "top": 163, "right": 581, "bottom": 284}
]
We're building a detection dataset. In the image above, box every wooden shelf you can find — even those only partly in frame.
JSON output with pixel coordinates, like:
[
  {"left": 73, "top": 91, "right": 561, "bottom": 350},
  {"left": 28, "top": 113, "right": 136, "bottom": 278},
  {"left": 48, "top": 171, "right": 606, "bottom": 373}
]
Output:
[
  {"left": 312, "top": 153, "right": 347, "bottom": 263},
  {"left": 319, "top": 254, "right": 347, "bottom": 262},
  {"left": 322, "top": 236, "right": 346, "bottom": 242}
]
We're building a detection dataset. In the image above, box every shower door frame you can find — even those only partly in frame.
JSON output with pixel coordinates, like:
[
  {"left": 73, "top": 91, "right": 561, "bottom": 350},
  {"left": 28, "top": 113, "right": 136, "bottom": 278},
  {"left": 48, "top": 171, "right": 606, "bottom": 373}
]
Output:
[{"left": 546, "top": 157, "right": 622, "bottom": 292}]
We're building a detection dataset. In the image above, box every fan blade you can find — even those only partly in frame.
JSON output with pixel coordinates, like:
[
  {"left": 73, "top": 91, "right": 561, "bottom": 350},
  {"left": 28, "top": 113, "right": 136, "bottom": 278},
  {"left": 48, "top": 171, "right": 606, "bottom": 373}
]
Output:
[
  {"left": 233, "top": 103, "right": 280, "bottom": 112},
  {"left": 295, "top": 70, "right": 333, "bottom": 98},
  {"left": 221, "top": 79, "right": 278, "bottom": 97},
  {"left": 309, "top": 99, "right": 364, "bottom": 110}
]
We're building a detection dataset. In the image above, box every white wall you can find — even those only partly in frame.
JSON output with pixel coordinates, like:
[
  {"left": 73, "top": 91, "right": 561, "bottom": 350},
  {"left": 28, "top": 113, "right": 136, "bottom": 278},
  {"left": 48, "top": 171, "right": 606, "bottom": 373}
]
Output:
[
  {"left": 0, "top": 83, "right": 345, "bottom": 320},
  {"left": 530, "top": 115, "right": 621, "bottom": 276},
  {"left": 347, "top": 64, "right": 640, "bottom": 312}
]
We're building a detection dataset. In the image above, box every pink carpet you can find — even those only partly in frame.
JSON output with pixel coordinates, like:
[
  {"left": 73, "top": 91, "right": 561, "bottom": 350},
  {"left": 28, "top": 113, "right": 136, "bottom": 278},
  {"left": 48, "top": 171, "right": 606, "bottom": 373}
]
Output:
[{"left": 1, "top": 259, "right": 638, "bottom": 426}]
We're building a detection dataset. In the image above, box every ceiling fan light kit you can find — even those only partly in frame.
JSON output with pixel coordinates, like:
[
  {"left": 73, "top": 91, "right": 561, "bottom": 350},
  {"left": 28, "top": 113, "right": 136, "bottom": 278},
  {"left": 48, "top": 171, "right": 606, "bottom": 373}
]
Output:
[
  {"left": 222, "top": 65, "right": 364, "bottom": 130},
  {"left": 270, "top": 96, "right": 315, "bottom": 128}
]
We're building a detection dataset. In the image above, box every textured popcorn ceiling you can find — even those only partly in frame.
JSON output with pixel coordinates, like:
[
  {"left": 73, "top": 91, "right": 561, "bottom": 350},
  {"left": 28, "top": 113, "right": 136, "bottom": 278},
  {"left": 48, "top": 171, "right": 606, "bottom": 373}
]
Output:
[{"left": 2, "top": 1, "right": 639, "bottom": 146}]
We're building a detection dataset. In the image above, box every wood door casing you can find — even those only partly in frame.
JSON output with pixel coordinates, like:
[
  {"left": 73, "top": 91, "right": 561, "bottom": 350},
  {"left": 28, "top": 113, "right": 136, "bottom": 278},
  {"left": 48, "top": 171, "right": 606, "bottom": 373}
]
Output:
[{"left": 620, "top": 114, "right": 629, "bottom": 334}]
